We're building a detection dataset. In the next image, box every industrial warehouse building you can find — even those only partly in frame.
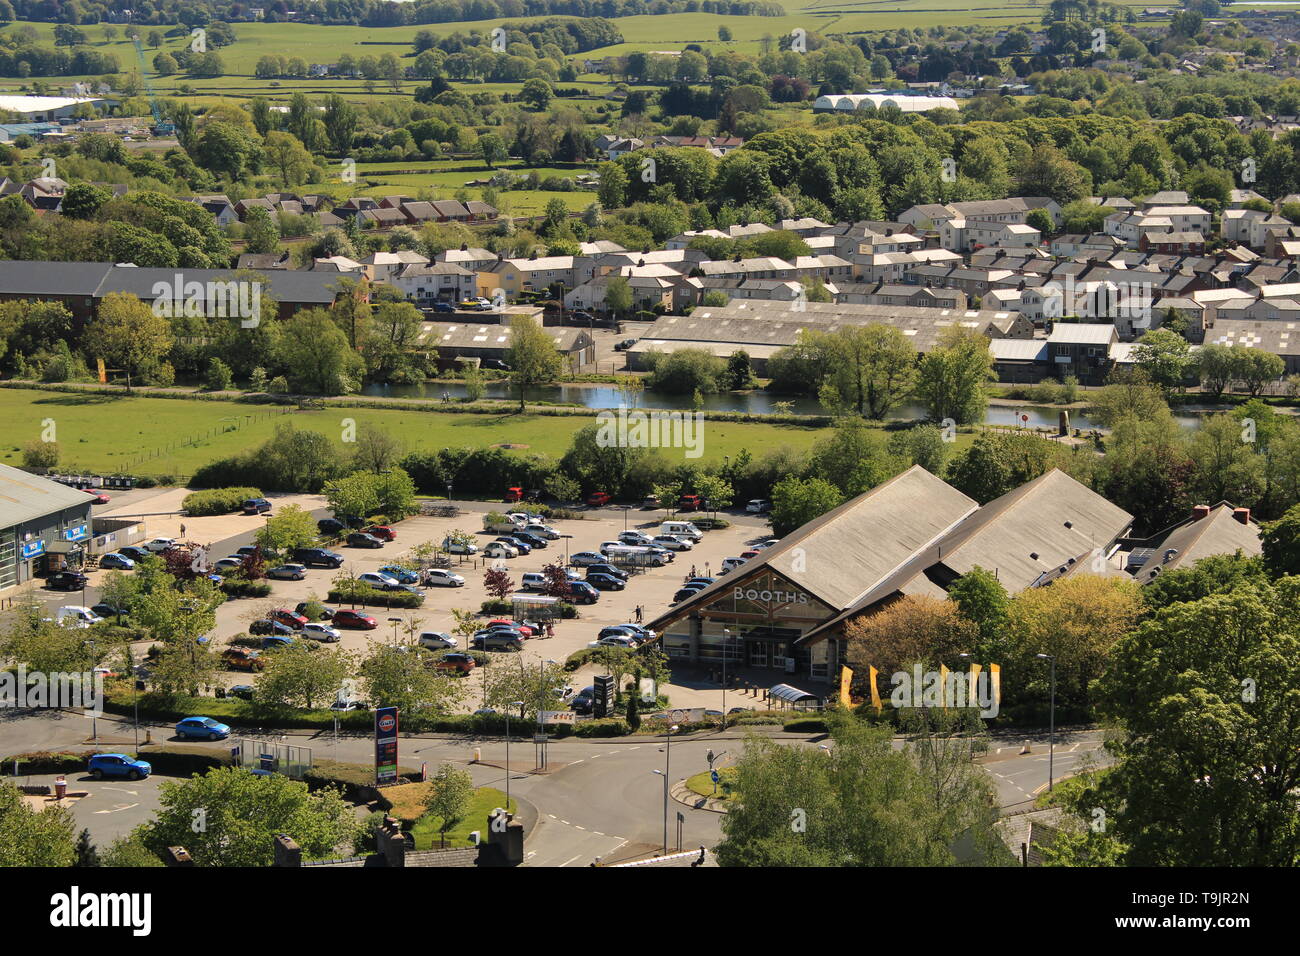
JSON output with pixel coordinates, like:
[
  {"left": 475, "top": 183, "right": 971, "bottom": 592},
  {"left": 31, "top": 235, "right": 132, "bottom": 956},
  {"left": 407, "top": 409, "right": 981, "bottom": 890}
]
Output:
[
  {"left": 420, "top": 321, "right": 595, "bottom": 373},
  {"left": 0, "top": 464, "right": 95, "bottom": 590}
]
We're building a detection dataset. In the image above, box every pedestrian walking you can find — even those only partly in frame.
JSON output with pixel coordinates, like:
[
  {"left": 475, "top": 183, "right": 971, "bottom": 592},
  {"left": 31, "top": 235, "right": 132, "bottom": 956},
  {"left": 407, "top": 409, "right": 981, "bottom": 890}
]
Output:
[
  {"left": 635, "top": 605, "right": 643, "bottom": 623},
  {"left": 691, "top": 564, "right": 698, "bottom": 578},
  {"left": 179, "top": 523, "right": 186, "bottom": 537},
  {"left": 705, "top": 562, "right": 711, "bottom": 576}
]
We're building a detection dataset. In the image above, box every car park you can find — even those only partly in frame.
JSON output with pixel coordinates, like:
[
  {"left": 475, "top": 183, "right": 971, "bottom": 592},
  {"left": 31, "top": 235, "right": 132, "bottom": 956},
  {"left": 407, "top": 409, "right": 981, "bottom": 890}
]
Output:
[
  {"left": 422, "top": 568, "right": 464, "bottom": 587},
  {"left": 586, "top": 571, "right": 626, "bottom": 591},
  {"left": 250, "top": 619, "right": 295, "bottom": 638},
  {"left": 358, "top": 571, "right": 399, "bottom": 589},
  {"left": 88, "top": 753, "right": 151, "bottom": 780},
  {"left": 333, "top": 609, "right": 378, "bottom": 629},
  {"left": 442, "top": 538, "right": 478, "bottom": 555},
  {"left": 347, "top": 532, "right": 384, "bottom": 549},
  {"left": 418, "top": 631, "right": 456, "bottom": 650},
  {"left": 379, "top": 565, "right": 420, "bottom": 585},
  {"left": 175, "top": 716, "right": 231, "bottom": 741},
  {"left": 266, "top": 564, "right": 307, "bottom": 580},
  {"left": 46, "top": 570, "right": 88, "bottom": 591},
  {"left": 118, "top": 545, "right": 151, "bottom": 563},
  {"left": 269, "top": 608, "right": 308, "bottom": 630},
  {"left": 99, "top": 552, "right": 135, "bottom": 570},
  {"left": 302, "top": 622, "right": 342, "bottom": 643}
]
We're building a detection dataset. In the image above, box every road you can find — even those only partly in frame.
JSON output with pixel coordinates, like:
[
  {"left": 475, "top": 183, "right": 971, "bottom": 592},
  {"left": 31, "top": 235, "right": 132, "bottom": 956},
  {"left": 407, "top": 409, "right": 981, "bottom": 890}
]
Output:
[{"left": 0, "top": 708, "right": 1107, "bottom": 865}]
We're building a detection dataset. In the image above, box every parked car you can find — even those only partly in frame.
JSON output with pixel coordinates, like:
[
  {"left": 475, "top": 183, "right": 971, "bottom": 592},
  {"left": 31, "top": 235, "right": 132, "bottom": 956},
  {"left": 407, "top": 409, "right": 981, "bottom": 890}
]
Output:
[
  {"left": 83, "top": 489, "right": 112, "bottom": 505},
  {"left": 250, "top": 619, "right": 295, "bottom": 638},
  {"left": 118, "top": 546, "right": 151, "bottom": 563},
  {"left": 487, "top": 619, "right": 534, "bottom": 637},
  {"left": 175, "top": 716, "right": 231, "bottom": 741},
  {"left": 674, "top": 585, "right": 706, "bottom": 603},
  {"left": 266, "top": 564, "right": 307, "bottom": 581},
  {"left": 91, "top": 602, "right": 129, "bottom": 620},
  {"left": 56, "top": 605, "right": 102, "bottom": 628},
  {"left": 653, "top": 535, "right": 693, "bottom": 551},
  {"left": 678, "top": 494, "right": 702, "bottom": 511},
  {"left": 143, "top": 537, "right": 176, "bottom": 553},
  {"left": 347, "top": 532, "right": 383, "bottom": 549},
  {"left": 430, "top": 300, "right": 456, "bottom": 313},
  {"left": 422, "top": 568, "right": 465, "bottom": 587},
  {"left": 569, "top": 551, "right": 605, "bottom": 567},
  {"left": 741, "top": 549, "right": 761, "bottom": 560},
  {"left": 618, "top": 530, "right": 654, "bottom": 547},
  {"left": 333, "top": 609, "right": 378, "bottom": 629},
  {"left": 302, "top": 622, "right": 342, "bottom": 643},
  {"left": 521, "top": 572, "right": 547, "bottom": 591},
  {"left": 46, "top": 570, "right": 88, "bottom": 591},
  {"left": 212, "top": 557, "right": 244, "bottom": 573},
  {"left": 364, "top": 525, "right": 397, "bottom": 541},
  {"left": 568, "top": 581, "right": 600, "bottom": 605},
  {"left": 586, "top": 571, "right": 626, "bottom": 591},
  {"left": 598, "top": 625, "right": 642, "bottom": 643},
  {"left": 524, "top": 523, "right": 559, "bottom": 539},
  {"left": 570, "top": 686, "right": 596, "bottom": 714},
  {"left": 472, "top": 631, "right": 524, "bottom": 651},
  {"left": 378, "top": 565, "right": 420, "bottom": 585},
  {"left": 746, "top": 499, "right": 772, "bottom": 514},
  {"left": 317, "top": 518, "right": 346, "bottom": 537},
  {"left": 434, "top": 652, "right": 476, "bottom": 674},
  {"left": 586, "top": 562, "right": 628, "bottom": 580},
  {"left": 296, "top": 602, "right": 334, "bottom": 620},
  {"left": 497, "top": 536, "right": 531, "bottom": 554},
  {"left": 358, "top": 571, "right": 399, "bottom": 589},
  {"left": 593, "top": 634, "right": 638, "bottom": 649},
  {"left": 483, "top": 541, "right": 518, "bottom": 559},
  {"left": 88, "top": 753, "right": 151, "bottom": 780},
  {"left": 418, "top": 631, "right": 456, "bottom": 650},
  {"left": 512, "top": 530, "right": 547, "bottom": 549},
  {"left": 586, "top": 491, "right": 612, "bottom": 507},
  {"left": 504, "top": 486, "right": 524, "bottom": 502},
  {"left": 614, "top": 338, "right": 637, "bottom": 351},
  {"left": 571, "top": 309, "right": 595, "bottom": 324},
  {"left": 229, "top": 685, "right": 256, "bottom": 700},
  {"left": 99, "top": 552, "right": 135, "bottom": 570},
  {"left": 242, "top": 497, "right": 273, "bottom": 515},
  {"left": 269, "top": 608, "right": 308, "bottom": 630},
  {"left": 685, "top": 577, "right": 714, "bottom": 588},
  {"left": 260, "top": 634, "right": 296, "bottom": 650},
  {"left": 720, "top": 556, "right": 748, "bottom": 574},
  {"left": 442, "top": 538, "right": 478, "bottom": 555},
  {"left": 222, "top": 648, "right": 265, "bottom": 672}
]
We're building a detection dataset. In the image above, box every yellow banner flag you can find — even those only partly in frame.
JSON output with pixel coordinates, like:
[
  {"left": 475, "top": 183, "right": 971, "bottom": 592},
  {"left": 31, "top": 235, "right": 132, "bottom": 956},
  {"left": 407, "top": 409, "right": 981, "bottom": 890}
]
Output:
[
  {"left": 839, "top": 665, "right": 854, "bottom": 709},
  {"left": 969, "top": 663, "right": 982, "bottom": 707},
  {"left": 96, "top": 358, "right": 106, "bottom": 384},
  {"left": 989, "top": 663, "right": 1001, "bottom": 708},
  {"left": 869, "top": 665, "right": 881, "bottom": 713},
  {"left": 939, "top": 664, "right": 949, "bottom": 708}
]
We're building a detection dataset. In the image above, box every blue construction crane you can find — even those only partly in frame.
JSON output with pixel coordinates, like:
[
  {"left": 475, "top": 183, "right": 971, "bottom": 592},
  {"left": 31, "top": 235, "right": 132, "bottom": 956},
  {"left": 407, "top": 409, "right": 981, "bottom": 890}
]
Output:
[{"left": 131, "top": 33, "right": 175, "bottom": 136}]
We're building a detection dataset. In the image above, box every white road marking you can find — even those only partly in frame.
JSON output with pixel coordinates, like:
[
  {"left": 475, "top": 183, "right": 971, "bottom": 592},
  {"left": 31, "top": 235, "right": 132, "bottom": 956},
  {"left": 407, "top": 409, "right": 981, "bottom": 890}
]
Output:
[
  {"left": 94, "top": 803, "right": 138, "bottom": 814},
  {"left": 560, "top": 855, "right": 583, "bottom": 867}
]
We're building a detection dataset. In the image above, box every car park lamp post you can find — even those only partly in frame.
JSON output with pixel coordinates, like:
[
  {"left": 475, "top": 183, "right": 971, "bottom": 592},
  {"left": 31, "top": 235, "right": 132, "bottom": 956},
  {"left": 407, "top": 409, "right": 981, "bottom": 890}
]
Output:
[
  {"left": 720, "top": 628, "right": 732, "bottom": 731},
  {"left": 505, "top": 700, "right": 525, "bottom": 810},
  {"left": 1037, "top": 653, "right": 1057, "bottom": 791},
  {"left": 652, "top": 723, "right": 679, "bottom": 856},
  {"left": 388, "top": 617, "right": 402, "bottom": 646}
]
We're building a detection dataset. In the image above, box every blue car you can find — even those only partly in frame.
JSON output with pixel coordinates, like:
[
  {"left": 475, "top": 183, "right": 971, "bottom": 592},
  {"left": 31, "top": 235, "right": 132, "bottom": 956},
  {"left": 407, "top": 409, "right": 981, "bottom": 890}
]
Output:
[
  {"left": 261, "top": 634, "right": 295, "bottom": 650},
  {"left": 99, "top": 552, "right": 135, "bottom": 570},
  {"left": 379, "top": 565, "right": 420, "bottom": 585},
  {"left": 88, "top": 753, "right": 151, "bottom": 780},
  {"left": 175, "top": 716, "right": 231, "bottom": 741}
]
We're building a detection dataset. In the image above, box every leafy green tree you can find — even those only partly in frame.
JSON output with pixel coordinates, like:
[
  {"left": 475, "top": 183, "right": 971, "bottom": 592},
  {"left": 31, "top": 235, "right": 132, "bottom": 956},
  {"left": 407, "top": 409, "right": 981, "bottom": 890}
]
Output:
[
  {"left": 809, "top": 418, "right": 900, "bottom": 497},
  {"left": 206, "top": 357, "right": 233, "bottom": 391},
  {"left": 505, "top": 316, "right": 566, "bottom": 412},
  {"left": 1133, "top": 329, "right": 1194, "bottom": 395},
  {"left": 0, "top": 782, "right": 76, "bottom": 866},
  {"left": 256, "top": 644, "right": 355, "bottom": 710},
  {"left": 914, "top": 327, "right": 995, "bottom": 425},
  {"left": 604, "top": 274, "right": 633, "bottom": 319},
  {"left": 947, "top": 566, "right": 1011, "bottom": 661},
  {"left": 255, "top": 503, "right": 319, "bottom": 557},
  {"left": 138, "top": 767, "right": 360, "bottom": 866},
  {"left": 359, "top": 644, "right": 464, "bottom": 715},
  {"left": 276, "top": 309, "right": 362, "bottom": 395},
  {"left": 423, "top": 764, "right": 475, "bottom": 847},
  {"left": 945, "top": 432, "right": 1064, "bottom": 503},
  {"left": 82, "top": 292, "right": 175, "bottom": 392},
  {"left": 770, "top": 476, "right": 843, "bottom": 536},
  {"left": 1262, "top": 503, "right": 1300, "bottom": 577},
  {"left": 243, "top": 206, "right": 280, "bottom": 255}
]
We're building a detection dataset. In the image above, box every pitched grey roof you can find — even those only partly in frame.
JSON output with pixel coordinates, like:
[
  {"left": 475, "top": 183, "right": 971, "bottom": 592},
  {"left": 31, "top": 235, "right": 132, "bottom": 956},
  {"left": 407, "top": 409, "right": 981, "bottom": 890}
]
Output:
[{"left": 0, "top": 464, "right": 93, "bottom": 528}]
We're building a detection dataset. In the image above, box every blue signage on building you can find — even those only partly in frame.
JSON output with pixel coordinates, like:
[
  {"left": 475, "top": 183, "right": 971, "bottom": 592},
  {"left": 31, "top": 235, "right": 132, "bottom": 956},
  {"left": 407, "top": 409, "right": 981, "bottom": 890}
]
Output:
[
  {"left": 63, "top": 524, "right": 88, "bottom": 542},
  {"left": 20, "top": 539, "right": 45, "bottom": 560}
]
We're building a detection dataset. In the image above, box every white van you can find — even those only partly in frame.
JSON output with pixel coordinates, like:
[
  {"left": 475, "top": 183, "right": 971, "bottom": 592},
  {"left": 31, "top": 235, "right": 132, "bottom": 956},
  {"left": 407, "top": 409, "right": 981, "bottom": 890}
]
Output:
[
  {"left": 56, "top": 606, "right": 103, "bottom": 628},
  {"left": 660, "top": 520, "right": 703, "bottom": 542}
]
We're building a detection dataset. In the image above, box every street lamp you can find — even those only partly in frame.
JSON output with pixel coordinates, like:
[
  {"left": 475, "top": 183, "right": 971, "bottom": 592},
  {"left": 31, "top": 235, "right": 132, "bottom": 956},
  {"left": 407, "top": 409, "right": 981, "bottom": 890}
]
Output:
[
  {"left": 652, "top": 723, "right": 679, "bottom": 855},
  {"left": 504, "top": 700, "right": 525, "bottom": 810},
  {"left": 388, "top": 617, "right": 402, "bottom": 646},
  {"left": 720, "top": 628, "right": 732, "bottom": 731},
  {"left": 446, "top": 481, "right": 453, "bottom": 511},
  {"left": 1037, "top": 653, "right": 1057, "bottom": 791}
]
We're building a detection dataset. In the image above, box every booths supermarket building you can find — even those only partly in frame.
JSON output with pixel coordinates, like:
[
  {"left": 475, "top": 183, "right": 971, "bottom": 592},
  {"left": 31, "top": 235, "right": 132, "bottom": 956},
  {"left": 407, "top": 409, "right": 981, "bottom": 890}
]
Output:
[{"left": 647, "top": 466, "right": 1134, "bottom": 681}]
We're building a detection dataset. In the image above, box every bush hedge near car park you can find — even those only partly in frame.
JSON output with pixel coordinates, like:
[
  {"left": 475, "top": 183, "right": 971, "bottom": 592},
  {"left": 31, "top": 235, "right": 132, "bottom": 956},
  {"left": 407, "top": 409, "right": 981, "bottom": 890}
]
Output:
[
  {"left": 2, "top": 751, "right": 90, "bottom": 774},
  {"left": 782, "top": 717, "right": 829, "bottom": 733},
  {"left": 574, "top": 718, "right": 630, "bottom": 737},
  {"left": 182, "top": 487, "right": 263, "bottom": 516},
  {"left": 221, "top": 578, "right": 272, "bottom": 598},
  {"left": 328, "top": 582, "right": 424, "bottom": 608}
]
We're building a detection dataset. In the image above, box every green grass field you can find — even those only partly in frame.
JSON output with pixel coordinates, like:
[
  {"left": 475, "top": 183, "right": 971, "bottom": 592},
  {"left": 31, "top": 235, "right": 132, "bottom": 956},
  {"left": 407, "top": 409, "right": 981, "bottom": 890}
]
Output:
[{"left": 0, "top": 386, "right": 836, "bottom": 478}]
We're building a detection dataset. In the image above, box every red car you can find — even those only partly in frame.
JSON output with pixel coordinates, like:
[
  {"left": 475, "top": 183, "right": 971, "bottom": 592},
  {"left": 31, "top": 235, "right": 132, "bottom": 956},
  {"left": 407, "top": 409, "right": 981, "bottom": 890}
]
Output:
[
  {"left": 740, "top": 549, "right": 761, "bottom": 559},
  {"left": 269, "top": 608, "right": 308, "bottom": 630},
  {"left": 678, "top": 494, "right": 702, "bottom": 511},
  {"left": 83, "top": 488, "right": 111, "bottom": 505},
  {"left": 434, "top": 653, "right": 476, "bottom": 674},
  {"left": 364, "top": 525, "right": 397, "bottom": 541},
  {"left": 488, "top": 618, "right": 534, "bottom": 637},
  {"left": 333, "top": 609, "right": 378, "bottom": 629},
  {"left": 586, "top": 491, "right": 611, "bottom": 507},
  {"left": 504, "top": 486, "right": 524, "bottom": 502}
]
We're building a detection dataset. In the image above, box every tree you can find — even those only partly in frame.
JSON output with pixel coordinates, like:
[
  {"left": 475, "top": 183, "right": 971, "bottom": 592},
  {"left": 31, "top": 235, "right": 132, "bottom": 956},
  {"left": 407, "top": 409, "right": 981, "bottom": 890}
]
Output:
[
  {"left": 82, "top": 292, "right": 174, "bottom": 392},
  {"left": 206, "top": 357, "right": 233, "bottom": 391},
  {"left": 423, "top": 764, "right": 474, "bottom": 847},
  {"left": 770, "top": 476, "right": 843, "bottom": 537},
  {"left": 255, "top": 504, "right": 319, "bottom": 557},
  {"left": 256, "top": 644, "right": 355, "bottom": 710},
  {"left": 520, "top": 78, "right": 553, "bottom": 111},
  {"left": 822, "top": 325, "right": 916, "bottom": 419},
  {"left": 604, "top": 275, "right": 633, "bottom": 319},
  {"left": 264, "top": 130, "right": 316, "bottom": 187},
  {"left": 505, "top": 316, "right": 565, "bottom": 412},
  {"left": 597, "top": 162, "right": 629, "bottom": 209},
  {"left": 1235, "top": 346, "right": 1285, "bottom": 398},
  {"left": 138, "top": 766, "right": 359, "bottom": 866},
  {"left": 322, "top": 95, "right": 358, "bottom": 154},
  {"left": 844, "top": 595, "right": 979, "bottom": 680},
  {"left": 1092, "top": 578, "right": 1300, "bottom": 865},
  {"left": 349, "top": 425, "right": 404, "bottom": 473},
  {"left": 946, "top": 431, "right": 1063, "bottom": 503},
  {"left": 1196, "top": 342, "right": 1236, "bottom": 399},
  {"left": 1262, "top": 502, "right": 1300, "bottom": 577},
  {"left": 483, "top": 567, "right": 515, "bottom": 601},
  {"left": 22, "top": 440, "right": 59, "bottom": 469},
  {"left": 914, "top": 327, "right": 995, "bottom": 424},
  {"left": 0, "top": 782, "right": 76, "bottom": 866},
  {"left": 479, "top": 133, "right": 507, "bottom": 169},
  {"left": 192, "top": 121, "right": 261, "bottom": 180},
  {"left": 1015, "top": 142, "right": 1091, "bottom": 204},
  {"left": 359, "top": 644, "right": 464, "bottom": 715},
  {"left": 715, "top": 712, "right": 1006, "bottom": 866},
  {"left": 1133, "top": 329, "right": 1193, "bottom": 395},
  {"left": 946, "top": 566, "right": 1011, "bottom": 662},
  {"left": 60, "top": 182, "right": 111, "bottom": 220},
  {"left": 277, "top": 309, "right": 361, "bottom": 395},
  {"left": 808, "top": 418, "right": 899, "bottom": 498}
]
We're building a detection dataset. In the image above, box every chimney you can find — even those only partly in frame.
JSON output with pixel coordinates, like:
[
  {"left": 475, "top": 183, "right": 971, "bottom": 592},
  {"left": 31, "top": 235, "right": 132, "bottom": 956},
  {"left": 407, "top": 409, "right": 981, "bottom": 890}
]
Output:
[
  {"left": 1234, "top": 507, "right": 1251, "bottom": 525},
  {"left": 273, "top": 834, "right": 302, "bottom": 867},
  {"left": 1192, "top": 504, "right": 1211, "bottom": 521}
]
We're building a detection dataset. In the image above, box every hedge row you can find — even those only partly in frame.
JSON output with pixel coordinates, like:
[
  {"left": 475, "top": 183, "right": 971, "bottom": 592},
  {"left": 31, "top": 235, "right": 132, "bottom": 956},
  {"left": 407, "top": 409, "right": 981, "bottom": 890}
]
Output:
[
  {"left": 222, "top": 578, "right": 272, "bottom": 598},
  {"left": 181, "top": 487, "right": 262, "bottom": 516},
  {"left": 328, "top": 584, "right": 424, "bottom": 609}
]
